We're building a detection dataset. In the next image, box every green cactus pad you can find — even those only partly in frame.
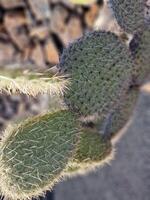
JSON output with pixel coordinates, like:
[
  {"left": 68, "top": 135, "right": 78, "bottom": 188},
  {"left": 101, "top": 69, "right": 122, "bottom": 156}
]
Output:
[
  {"left": 132, "top": 28, "right": 150, "bottom": 84},
  {"left": 65, "top": 129, "right": 111, "bottom": 174},
  {"left": 108, "top": 88, "right": 139, "bottom": 136},
  {"left": 59, "top": 31, "right": 133, "bottom": 118},
  {"left": 0, "top": 69, "right": 69, "bottom": 96},
  {"left": 74, "top": 129, "right": 111, "bottom": 163},
  {"left": 0, "top": 110, "right": 80, "bottom": 200},
  {"left": 109, "top": 0, "right": 144, "bottom": 33}
]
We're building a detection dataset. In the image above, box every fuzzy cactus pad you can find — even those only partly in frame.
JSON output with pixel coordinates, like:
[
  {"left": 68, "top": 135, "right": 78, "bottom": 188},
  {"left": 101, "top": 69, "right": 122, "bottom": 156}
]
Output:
[
  {"left": 59, "top": 31, "right": 133, "bottom": 118},
  {"left": 110, "top": 0, "right": 144, "bottom": 33},
  {"left": 0, "top": 110, "right": 80, "bottom": 200},
  {"left": 133, "top": 28, "right": 150, "bottom": 84}
]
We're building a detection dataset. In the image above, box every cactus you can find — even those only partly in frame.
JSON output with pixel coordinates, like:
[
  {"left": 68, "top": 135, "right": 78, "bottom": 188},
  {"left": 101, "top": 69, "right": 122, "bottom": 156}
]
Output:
[
  {"left": 73, "top": 129, "right": 111, "bottom": 163},
  {"left": 0, "top": 0, "right": 149, "bottom": 199},
  {"left": 131, "top": 28, "right": 150, "bottom": 84},
  {"left": 105, "top": 88, "right": 139, "bottom": 136},
  {"left": 0, "top": 110, "right": 80, "bottom": 200},
  {"left": 109, "top": 0, "right": 145, "bottom": 33},
  {"left": 65, "top": 129, "right": 112, "bottom": 175},
  {"left": 59, "top": 31, "right": 133, "bottom": 118},
  {"left": 0, "top": 69, "right": 69, "bottom": 96}
]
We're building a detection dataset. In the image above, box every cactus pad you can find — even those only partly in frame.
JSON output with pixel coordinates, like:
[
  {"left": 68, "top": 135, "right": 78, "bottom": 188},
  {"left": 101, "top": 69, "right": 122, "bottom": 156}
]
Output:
[
  {"left": 0, "top": 110, "right": 80, "bottom": 200},
  {"left": 0, "top": 69, "right": 69, "bottom": 96},
  {"left": 110, "top": 0, "right": 144, "bottom": 33},
  {"left": 108, "top": 88, "right": 139, "bottom": 136},
  {"left": 65, "top": 129, "right": 111, "bottom": 174},
  {"left": 59, "top": 31, "right": 133, "bottom": 118},
  {"left": 131, "top": 28, "right": 150, "bottom": 84},
  {"left": 74, "top": 129, "right": 111, "bottom": 163}
]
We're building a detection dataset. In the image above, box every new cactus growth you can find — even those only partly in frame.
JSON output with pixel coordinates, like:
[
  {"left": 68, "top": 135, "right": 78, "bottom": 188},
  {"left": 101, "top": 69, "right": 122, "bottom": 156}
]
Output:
[{"left": 0, "top": 0, "right": 149, "bottom": 199}]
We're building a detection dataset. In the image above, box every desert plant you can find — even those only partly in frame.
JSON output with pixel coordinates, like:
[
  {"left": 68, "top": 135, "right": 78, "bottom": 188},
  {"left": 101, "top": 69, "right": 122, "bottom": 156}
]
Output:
[
  {"left": 0, "top": 110, "right": 80, "bottom": 200},
  {"left": 0, "top": 0, "right": 149, "bottom": 199},
  {"left": 109, "top": 0, "right": 145, "bottom": 33},
  {"left": 59, "top": 31, "right": 133, "bottom": 118},
  {"left": 0, "top": 69, "right": 69, "bottom": 96}
]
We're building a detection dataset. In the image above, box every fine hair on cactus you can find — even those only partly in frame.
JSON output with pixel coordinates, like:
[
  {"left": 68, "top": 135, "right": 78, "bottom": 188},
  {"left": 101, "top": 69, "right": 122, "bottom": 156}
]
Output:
[
  {"left": 0, "top": 0, "right": 149, "bottom": 199},
  {"left": 0, "top": 69, "right": 69, "bottom": 96},
  {"left": 0, "top": 110, "right": 80, "bottom": 200},
  {"left": 59, "top": 31, "right": 133, "bottom": 119},
  {"left": 109, "top": 0, "right": 145, "bottom": 33}
]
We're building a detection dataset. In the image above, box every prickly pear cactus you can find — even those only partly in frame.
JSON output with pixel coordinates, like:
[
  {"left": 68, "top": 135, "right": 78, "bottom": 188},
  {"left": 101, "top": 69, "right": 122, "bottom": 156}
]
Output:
[
  {"left": 74, "top": 129, "right": 111, "bottom": 163},
  {"left": 109, "top": 0, "right": 145, "bottom": 33},
  {"left": 106, "top": 88, "right": 139, "bottom": 136},
  {"left": 0, "top": 110, "right": 80, "bottom": 200},
  {"left": 59, "top": 31, "right": 133, "bottom": 118},
  {"left": 132, "top": 28, "right": 150, "bottom": 84},
  {"left": 0, "top": 69, "right": 68, "bottom": 96},
  {"left": 65, "top": 129, "right": 112, "bottom": 175},
  {"left": 0, "top": 0, "right": 149, "bottom": 200}
]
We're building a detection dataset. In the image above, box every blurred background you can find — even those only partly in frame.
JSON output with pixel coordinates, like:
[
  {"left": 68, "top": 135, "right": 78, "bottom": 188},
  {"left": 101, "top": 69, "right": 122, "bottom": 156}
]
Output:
[{"left": 0, "top": 0, "right": 149, "bottom": 200}]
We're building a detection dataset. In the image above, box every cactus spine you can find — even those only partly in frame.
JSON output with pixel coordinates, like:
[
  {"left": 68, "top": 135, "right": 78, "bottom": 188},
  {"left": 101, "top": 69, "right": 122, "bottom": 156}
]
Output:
[{"left": 0, "top": 69, "right": 69, "bottom": 96}]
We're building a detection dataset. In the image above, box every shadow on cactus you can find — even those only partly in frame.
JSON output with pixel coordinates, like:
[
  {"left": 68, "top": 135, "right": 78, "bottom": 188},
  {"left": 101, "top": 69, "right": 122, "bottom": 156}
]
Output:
[
  {"left": 0, "top": 1, "right": 149, "bottom": 199},
  {"left": 65, "top": 129, "right": 112, "bottom": 176}
]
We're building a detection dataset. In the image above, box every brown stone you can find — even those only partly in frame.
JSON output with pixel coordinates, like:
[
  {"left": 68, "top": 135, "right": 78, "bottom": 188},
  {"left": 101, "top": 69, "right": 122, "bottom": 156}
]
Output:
[
  {"left": 25, "top": 9, "right": 34, "bottom": 26},
  {"left": 30, "top": 25, "right": 49, "bottom": 40},
  {"left": 0, "top": 24, "right": 10, "bottom": 41},
  {"left": 28, "top": 0, "right": 51, "bottom": 21},
  {"left": 0, "top": 0, "right": 25, "bottom": 9},
  {"left": 4, "top": 12, "right": 29, "bottom": 50},
  {"left": 50, "top": 0, "right": 75, "bottom": 9},
  {"left": 0, "top": 42, "right": 15, "bottom": 65},
  {"left": 53, "top": 15, "right": 83, "bottom": 46},
  {"left": 66, "top": 16, "right": 83, "bottom": 43},
  {"left": 30, "top": 43, "right": 46, "bottom": 69},
  {"left": 85, "top": 4, "right": 100, "bottom": 28},
  {"left": 44, "top": 38, "right": 59, "bottom": 64},
  {"left": 50, "top": 5, "right": 68, "bottom": 34}
]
